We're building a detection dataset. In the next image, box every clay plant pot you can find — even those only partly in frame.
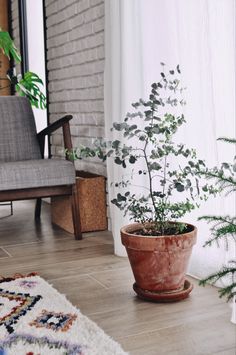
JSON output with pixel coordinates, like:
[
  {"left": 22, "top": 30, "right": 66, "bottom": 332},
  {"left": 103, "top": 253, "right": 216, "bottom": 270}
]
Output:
[{"left": 120, "top": 222, "right": 197, "bottom": 302}]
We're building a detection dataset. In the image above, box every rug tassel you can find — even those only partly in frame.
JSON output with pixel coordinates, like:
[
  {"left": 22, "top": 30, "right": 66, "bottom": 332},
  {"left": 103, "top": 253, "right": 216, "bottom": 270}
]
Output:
[{"left": 0, "top": 272, "right": 38, "bottom": 283}]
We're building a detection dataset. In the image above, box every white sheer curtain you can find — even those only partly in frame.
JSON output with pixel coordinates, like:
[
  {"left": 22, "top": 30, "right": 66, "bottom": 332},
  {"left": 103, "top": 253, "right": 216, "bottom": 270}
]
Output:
[{"left": 104, "top": 0, "right": 236, "bottom": 291}]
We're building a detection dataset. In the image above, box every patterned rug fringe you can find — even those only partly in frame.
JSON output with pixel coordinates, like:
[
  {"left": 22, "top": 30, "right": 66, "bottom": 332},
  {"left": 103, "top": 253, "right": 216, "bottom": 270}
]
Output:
[{"left": 0, "top": 272, "right": 38, "bottom": 283}]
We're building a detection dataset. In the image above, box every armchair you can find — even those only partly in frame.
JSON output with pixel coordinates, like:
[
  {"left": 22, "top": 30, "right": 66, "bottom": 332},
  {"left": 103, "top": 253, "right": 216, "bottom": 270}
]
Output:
[{"left": 0, "top": 96, "right": 82, "bottom": 239}]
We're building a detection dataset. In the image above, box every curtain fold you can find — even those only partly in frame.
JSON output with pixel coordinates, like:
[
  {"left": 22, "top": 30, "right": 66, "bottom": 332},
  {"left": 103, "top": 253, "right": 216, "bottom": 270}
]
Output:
[{"left": 104, "top": 0, "right": 236, "bottom": 284}]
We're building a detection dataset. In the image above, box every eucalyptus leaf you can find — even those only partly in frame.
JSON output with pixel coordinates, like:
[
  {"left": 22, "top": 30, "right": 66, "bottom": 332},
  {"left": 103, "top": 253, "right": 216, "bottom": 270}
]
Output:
[{"left": 175, "top": 183, "right": 185, "bottom": 192}]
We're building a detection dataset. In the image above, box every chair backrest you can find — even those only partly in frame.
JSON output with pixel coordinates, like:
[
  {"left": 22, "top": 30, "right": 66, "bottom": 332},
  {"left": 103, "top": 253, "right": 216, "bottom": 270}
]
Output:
[{"left": 0, "top": 96, "right": 41, "bottom": 162}]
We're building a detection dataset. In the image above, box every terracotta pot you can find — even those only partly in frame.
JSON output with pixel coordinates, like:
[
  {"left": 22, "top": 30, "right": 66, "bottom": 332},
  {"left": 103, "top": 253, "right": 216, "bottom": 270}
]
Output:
[{"left": 121, "top": 222, "right": 197, "bottom": 301}]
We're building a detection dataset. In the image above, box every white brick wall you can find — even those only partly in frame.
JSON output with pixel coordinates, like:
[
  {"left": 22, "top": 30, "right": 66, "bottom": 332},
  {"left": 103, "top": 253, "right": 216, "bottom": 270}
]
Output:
[
  {"left": 11, "top": 0, "right": 109, "bottom": 226},
  {"left": 11, "top": 0, "right": 21, "bottom": 74},
  {"left": 45, "top": 0, "right": 106, "bottom": 176}
]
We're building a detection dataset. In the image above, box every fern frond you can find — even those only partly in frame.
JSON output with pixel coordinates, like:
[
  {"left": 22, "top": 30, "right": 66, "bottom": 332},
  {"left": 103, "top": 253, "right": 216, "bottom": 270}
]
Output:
[
  {"left": 201, "top": 172, "right": 236, "bottom": 194},
  {"left": 198, "top": 215, "right": 235, "bottom": 226},
  {"left": 199, "top": 137, "right": 236, "bottom": 302},
  {"left": 215, "top": 224, "right": 236, "bottom": 237},
  {"left": 217, "top": 137, "right": 236, "bottom": 144},
  {"left": 199, "top": 265, "right": 236, "bottom": 291},
  {"left": 199, "top": 215, "right": 236, "bottom": 247},
  {"left": 218, "top": 283, "right": 236, "bottom": 301},
  {"left": 225, "top": 187, "right": 236, "bottom": 196}
]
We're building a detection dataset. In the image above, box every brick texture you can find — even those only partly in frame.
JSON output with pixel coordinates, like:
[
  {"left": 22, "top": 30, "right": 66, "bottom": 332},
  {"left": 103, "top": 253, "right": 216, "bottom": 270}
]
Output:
[
  {"left": 45, "top": 0, "right": 106, "bottom": 176},
  {"left": 11, "top": 0, "right": 21, "bottom": 74}
]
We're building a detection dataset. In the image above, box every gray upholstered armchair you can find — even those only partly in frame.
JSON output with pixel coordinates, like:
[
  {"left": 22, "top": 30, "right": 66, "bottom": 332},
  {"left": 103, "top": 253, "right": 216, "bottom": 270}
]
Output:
[{"left": 0, "top": 96, "right": 82, "bottom": 239}]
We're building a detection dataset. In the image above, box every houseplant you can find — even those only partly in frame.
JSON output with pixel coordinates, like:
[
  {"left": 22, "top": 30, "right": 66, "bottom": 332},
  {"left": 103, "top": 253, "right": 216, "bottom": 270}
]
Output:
[
  {"left": 0, "top": 28, "right": 46, "bottom": 108},
  {"left": 72, "top": 64, "right": 217, "bottom": 301},
  {"left": 198, "top": 138, "right": 236, "bottom": 305}
]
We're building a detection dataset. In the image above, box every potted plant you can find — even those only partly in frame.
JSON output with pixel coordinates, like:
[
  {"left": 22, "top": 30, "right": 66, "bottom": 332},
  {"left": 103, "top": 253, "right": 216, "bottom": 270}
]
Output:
[
  {"left": 198, "top": 137, "right": 236, "bottom": 320},
  {"left": 73, "top": 64, "right": 217, "bottom": 302}
]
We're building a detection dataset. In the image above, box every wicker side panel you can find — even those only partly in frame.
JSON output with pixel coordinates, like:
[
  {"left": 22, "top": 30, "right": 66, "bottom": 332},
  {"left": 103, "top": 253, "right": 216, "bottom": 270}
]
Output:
[{"left": 51, "top": 175, "right": 107, "bottom": 233}]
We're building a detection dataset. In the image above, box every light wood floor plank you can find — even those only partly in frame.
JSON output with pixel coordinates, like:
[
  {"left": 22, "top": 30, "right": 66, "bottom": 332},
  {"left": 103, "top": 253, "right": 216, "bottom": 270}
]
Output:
[{"left": 0, "top": 201, "right": 235, "bottom": 354}]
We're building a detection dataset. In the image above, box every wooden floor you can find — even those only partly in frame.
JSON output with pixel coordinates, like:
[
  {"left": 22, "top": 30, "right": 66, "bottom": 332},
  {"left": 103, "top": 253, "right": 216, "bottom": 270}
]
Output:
[{"left": 0, "top": 200, "right": 235, "bottom": 355}]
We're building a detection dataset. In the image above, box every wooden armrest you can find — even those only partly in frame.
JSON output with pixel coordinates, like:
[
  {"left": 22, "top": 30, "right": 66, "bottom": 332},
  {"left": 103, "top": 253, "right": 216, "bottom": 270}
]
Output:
[
  {"left": 37, "top": 115, "right": 74, "bottom": 160},
  {"left": 37, "top": 115, "right": 73, "bottom": 137}
]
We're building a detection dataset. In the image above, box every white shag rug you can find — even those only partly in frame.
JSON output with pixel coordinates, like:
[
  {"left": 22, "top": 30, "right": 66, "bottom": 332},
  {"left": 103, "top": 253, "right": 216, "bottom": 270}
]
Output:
[{"left": 0, "top": 273, "right": 127, "bottom": 355}]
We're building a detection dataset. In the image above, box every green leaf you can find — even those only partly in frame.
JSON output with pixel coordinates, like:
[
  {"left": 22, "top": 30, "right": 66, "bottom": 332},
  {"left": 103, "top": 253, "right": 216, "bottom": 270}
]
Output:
[
  {"left": 222, "top": 163, "right": 230, "bottom": 170},
  {"left": 175, "top": 183, "right": 185, "bottom": 192},
  {"left": 188, "top": 161, "right": 195, "bottom": 168},
  {"left": 139, "top": 135, "right": 146, "bottom": 141},
  {"left": 113, "top": 122, "right": 127, "bottom": 131},
  {"left": 129, "top": 124, "right": 138, "bottom": 131},
  {"left": 144, "top": 110, "right": 152, "bottom": 117},
  {"left": 149, "top": 162, "right": 161, "bottom": 171},
  {"left": 117, "top": 193, "right": 126, "bottom": 202},
  {"left": 114, "top": 157, "right": 122, "bottom": 165},
  {"left": 129, "top": 156, "right": 136, "bottom": 164},
  {"left": 0, "top": 30, "right": 21, "bottom": 62},
  {"left": 16, "top": 71, "right": 46, "bottom": 109},
  {"left": 112, "top": 140, "right": 120, "bottom": 149}
]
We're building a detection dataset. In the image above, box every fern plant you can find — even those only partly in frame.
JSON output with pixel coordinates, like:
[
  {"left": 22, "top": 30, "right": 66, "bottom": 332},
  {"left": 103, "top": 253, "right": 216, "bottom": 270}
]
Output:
[
  {"left": 199, "top": 137, "right": 236, "bottom": 301},
  {"left": 0, "top": 28, "right": 46, "bottom": 109}
]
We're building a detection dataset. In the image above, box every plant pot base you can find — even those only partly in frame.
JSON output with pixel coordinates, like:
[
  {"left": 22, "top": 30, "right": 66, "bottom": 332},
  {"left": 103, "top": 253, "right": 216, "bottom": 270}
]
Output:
[{"left": 133, "top": 279, "right": 193, "bottom": 302}]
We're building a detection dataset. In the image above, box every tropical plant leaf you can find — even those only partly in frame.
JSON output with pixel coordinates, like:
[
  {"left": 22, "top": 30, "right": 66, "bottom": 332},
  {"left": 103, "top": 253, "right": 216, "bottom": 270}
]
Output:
[
  {"left": 0, "top": 29, "right": 21, "bottom": 63},
  {"left": 15, "top": 71, "right": 47, "bottom": 109}
]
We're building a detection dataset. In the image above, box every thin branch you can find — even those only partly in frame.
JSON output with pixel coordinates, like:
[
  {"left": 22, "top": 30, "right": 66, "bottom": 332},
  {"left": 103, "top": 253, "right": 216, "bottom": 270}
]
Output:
[
  {"left": 151, "top": 174, "right": 173, "bottom": 184},
  {"left": 143, "top": 141, "right": 157, "bottom": 216}
]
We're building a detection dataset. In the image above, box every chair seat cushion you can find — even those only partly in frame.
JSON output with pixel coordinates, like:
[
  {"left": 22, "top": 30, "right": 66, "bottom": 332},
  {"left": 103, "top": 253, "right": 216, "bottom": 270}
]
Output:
[{"left": 0, "top": 159, "right": 76, "bottom": 191}]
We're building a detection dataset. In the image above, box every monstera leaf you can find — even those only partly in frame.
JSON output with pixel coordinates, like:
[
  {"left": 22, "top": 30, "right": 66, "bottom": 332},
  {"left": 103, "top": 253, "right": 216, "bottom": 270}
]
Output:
[
  {"left": 16, "top": 72, "right": 47, "bottom": 109},
  {"left": 0, "top": 29, "right": 21, "bottom": 63},
  {"left": 0, "top": 29, "right": 46, "bottom": 109}
]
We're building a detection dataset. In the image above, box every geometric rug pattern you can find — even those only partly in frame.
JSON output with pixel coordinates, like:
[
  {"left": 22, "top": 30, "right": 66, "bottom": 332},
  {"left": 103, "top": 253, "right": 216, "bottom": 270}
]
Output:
[
  {"left": 0, "top": 274, "right": 127, "bottom": 354},
  {"left": 0, "top": 289, "right": 41, "bottom": 334}
]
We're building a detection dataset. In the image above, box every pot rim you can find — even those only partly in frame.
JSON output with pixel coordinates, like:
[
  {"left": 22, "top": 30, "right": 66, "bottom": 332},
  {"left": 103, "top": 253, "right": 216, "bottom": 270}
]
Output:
[{"left": 120, "top": 221, "right": 197, "bottom": 239}]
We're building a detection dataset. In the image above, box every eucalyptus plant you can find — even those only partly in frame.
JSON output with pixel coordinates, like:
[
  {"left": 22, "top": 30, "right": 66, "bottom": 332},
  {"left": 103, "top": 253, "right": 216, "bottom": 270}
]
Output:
[
  {"left": 71, "top": 64, "right": 217, "bottom": 235},
  {"left": 199, "top": 137, "right": 236, "bottom": 300},
  {"left": 0, "top": 28, "right": 46, "bottom": 109}
]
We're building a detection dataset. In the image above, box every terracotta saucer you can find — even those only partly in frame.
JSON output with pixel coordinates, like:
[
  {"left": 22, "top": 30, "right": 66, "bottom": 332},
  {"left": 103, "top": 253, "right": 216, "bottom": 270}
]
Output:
[{"left": 133, "top": 279, "right": 193, "bottom": 302}]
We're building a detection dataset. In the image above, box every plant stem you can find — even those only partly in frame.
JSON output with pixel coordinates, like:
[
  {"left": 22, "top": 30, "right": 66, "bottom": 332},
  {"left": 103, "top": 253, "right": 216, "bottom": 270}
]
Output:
[
  {"left": 143, "top": 141, "right": 157, "bottom": 222},
  {"left": 159, "top": 155, "right": 168, "bottom": 234}
]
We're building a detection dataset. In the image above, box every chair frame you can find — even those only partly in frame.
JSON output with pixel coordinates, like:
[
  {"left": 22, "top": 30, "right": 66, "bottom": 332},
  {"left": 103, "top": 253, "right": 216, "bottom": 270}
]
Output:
[{"left": 0, "top": 115, "right": 82, "bottom": 240}]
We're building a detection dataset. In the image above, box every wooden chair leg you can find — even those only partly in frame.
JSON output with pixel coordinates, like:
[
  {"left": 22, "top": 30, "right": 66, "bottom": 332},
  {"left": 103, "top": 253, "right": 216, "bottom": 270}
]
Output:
[
  {"left": 35, "top": 198, "right": 42, "bottom": 220},
  {"left": 71, "top": 184, "right": 82, "bottom": 240}
]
